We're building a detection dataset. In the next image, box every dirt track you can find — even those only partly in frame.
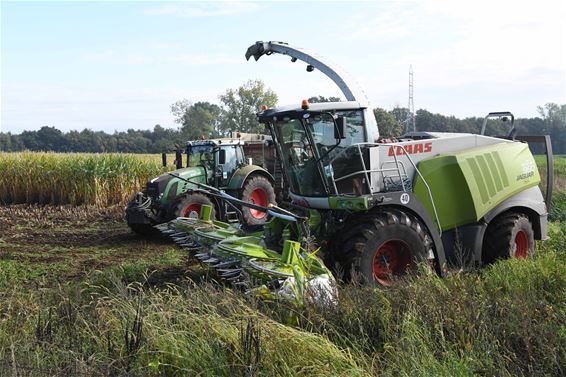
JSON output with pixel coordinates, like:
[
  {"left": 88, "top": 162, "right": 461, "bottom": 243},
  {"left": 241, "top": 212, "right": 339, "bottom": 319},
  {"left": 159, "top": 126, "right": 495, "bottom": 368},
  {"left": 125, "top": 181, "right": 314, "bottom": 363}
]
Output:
[{"left": 0, "top": 205, "right": 186, "bottom": 285}]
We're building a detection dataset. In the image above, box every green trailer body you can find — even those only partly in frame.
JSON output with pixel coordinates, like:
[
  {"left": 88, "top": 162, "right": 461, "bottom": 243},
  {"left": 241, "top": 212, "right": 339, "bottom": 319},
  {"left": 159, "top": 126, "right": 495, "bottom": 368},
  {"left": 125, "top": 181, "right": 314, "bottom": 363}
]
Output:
[{"left": 413, "top": 142, "right": 540, "bottom": 231}]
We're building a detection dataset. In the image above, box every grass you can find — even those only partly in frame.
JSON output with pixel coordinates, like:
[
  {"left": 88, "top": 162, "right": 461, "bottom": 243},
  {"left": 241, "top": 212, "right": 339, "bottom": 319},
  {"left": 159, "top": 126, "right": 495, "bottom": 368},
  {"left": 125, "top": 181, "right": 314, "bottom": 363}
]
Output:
[
  {"left": 0, "top": 152, "right": 563, "bottom": 375},
  {"left": 0, "top": 204, "right": 564, "bottom": 376},
  {"left": 535, "top": 155, "right": 566, "bottom": 222}
]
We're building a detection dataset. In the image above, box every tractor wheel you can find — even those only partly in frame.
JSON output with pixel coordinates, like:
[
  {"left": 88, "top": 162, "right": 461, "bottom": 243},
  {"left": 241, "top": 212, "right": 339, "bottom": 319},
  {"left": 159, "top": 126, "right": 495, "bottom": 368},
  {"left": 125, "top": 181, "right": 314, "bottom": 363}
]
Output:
[
  {"left": 339, "top": 208, "right": 432, "bottom": 286},
  {"left": 172, "top": 193, "right": 216, "bottom": 220},
  {"left": 240, "top": 175, "right": 276, "bottom": 225},
  {"left": 482, "top": 212, "right": 534, "bottom": 264}
]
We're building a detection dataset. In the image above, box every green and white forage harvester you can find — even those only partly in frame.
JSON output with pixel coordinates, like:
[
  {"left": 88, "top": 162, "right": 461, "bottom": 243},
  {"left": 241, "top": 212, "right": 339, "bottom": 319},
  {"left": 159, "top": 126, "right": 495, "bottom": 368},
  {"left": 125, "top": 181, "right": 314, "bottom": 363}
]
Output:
[{"left": 159, "top": 41, "right": 553, "bottom": 290}]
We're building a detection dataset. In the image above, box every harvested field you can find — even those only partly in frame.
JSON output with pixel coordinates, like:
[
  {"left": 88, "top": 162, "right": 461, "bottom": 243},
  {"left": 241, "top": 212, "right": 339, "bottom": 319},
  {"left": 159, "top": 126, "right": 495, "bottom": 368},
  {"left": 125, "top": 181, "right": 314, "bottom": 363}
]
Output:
[
  {"left": 0, "top": 153, "right": 564, "bottom": 376},
  {"left": 0, "top": 205, "right": 191, "bottom": 287},
  {"left": 0, "top": 204, "right": 564, "bottom": 376}
]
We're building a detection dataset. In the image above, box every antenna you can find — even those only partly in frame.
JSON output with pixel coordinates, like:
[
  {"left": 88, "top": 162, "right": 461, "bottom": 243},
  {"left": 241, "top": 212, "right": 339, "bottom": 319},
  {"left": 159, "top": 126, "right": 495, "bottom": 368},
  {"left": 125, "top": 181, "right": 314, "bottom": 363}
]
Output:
[{"left": 407, "top": 65, "right": 415, "bottom": 132}]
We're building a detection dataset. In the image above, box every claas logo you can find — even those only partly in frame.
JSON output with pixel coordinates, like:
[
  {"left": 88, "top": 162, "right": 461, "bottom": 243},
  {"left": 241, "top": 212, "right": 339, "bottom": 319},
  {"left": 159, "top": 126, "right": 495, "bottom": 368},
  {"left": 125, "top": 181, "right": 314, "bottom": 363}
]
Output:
[{"left": 388, "top": 142, "right": 432, "bottom": 156}]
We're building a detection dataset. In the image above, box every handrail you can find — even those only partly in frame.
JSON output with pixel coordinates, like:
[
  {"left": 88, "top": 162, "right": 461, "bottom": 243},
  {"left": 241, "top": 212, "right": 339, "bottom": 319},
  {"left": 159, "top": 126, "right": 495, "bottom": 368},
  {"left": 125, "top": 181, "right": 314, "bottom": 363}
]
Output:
[{"left": 324, "top": 143, "right": 442, "bottom": 234}]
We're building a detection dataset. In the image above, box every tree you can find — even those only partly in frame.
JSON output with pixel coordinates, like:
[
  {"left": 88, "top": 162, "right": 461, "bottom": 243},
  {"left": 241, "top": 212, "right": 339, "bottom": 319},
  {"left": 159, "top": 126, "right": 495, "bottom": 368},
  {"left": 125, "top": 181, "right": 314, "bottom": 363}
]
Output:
[
  {"left": 389, "top": 106, "right": 411, "bottom": 130},
  {"left": 36, "top": 126, "right": 66, "bottom": 151},
  {"left": 308, "top": 95, "right": 341, "bottom": 103},
  {"left": 373, "top": 108, "right": 403, "bottom": 138},
  {"left": 537, "top": 102, "right": 566, "bottom": 154},
  {"left": 171, "top": 100, "right": 222, "bottom": 140},
  {"left": 218, "top": 79, "right": 278, "bottom": 135},
  {"left": 1, "top": 101, "right": 563, "bottom": 154}
]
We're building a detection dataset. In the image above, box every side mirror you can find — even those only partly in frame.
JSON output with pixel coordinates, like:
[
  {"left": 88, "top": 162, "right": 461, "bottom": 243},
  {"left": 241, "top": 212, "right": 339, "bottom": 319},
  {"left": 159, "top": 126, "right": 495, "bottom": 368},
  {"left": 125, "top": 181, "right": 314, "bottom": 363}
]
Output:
[
  {"left": 218, "top": 149, "right": 226, "bottom": 165},
  {"left": 335, "top": 116, "right": 346, "bottom": 139},
  {"left": 161, "top": 152, "right": 167, "bottom": 167}
]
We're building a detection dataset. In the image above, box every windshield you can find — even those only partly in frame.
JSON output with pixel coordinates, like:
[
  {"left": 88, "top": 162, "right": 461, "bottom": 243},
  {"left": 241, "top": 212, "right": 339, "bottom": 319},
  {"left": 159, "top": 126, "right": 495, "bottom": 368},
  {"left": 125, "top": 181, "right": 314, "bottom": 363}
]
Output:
[
  {"left": 189, "top": 144, "right": 215, "bottom": 167},
  {"left": 306, "top": 110, "right": 365, "bottom": 162},
  {"left": 273, "top": 110, "right": 367, "bottom": 197}
]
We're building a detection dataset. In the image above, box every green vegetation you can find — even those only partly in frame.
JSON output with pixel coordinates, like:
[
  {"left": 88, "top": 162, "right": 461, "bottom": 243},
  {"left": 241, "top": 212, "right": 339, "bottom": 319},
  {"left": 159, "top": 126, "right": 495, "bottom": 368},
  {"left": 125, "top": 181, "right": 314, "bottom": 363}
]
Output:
[
  {"left": 1, "top": 152, "right": 563, "bottom": 211},
  {"left": 0, "top": 80, "right": 280, "bottom": 154},
  {"left": 0, "top": 199, "right": 564, "bottom": 375},
  {"left": 536, "top": 154, "right": 566, "bottom": 221},
  {"left": 0, "top": 144, "right": 563, "bottom": 376},
  {"left": 0, "top": 152, "right": 167, "bottom": 206},
  {"left": 1, "top": 100, "right": 564, "bottom": 155}
]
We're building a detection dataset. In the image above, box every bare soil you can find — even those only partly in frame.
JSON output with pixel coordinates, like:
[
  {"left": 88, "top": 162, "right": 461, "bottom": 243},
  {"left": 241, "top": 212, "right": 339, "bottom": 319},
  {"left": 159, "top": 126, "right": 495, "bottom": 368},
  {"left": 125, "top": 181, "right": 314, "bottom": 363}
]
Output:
[{"left": 0, "top": 204, "right": 188, "bottom": 285}]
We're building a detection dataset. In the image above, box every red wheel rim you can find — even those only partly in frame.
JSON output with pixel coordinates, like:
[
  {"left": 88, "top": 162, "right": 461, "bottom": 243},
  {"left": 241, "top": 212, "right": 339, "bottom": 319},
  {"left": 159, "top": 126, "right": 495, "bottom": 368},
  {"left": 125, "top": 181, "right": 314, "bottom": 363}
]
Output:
[
  {"left": 248, "top": 188, "right": 268, "bottom": 219},
  {"left": 372, "top": 239, "right": 413, "bottom": 286},
  {"left": 514, "top": 230, "right": 529, "bottom": 258},
  {"left": 182, "top": 203, "right": 201, "bottom": 218}
]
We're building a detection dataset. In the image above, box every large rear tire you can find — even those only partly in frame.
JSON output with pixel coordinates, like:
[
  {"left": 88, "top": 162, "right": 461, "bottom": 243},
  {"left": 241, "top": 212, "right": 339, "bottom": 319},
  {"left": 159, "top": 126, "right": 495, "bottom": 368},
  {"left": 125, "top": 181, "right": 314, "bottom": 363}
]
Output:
[
  {"left": 482, "top": 212, "right": 534, "bottom": 264},
  {"left": 172, "top": 193, "right": 216, "bottom": 220},
  {"left": 240, "top": 175, "right": 276, "bottom": 225},
  {"left": 337, "top": 208, "right": 432, "bottom": 286}
]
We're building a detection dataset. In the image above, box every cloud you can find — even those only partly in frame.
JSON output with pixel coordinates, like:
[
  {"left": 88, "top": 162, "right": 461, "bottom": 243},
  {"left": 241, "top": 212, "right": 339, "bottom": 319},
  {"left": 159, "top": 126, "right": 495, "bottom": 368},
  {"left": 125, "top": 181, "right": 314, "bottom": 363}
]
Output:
[
  {"left": 332, "top": 0, "right": 565, "bottom": 111},
  {"left": 143, "top": 2, "right": 261, "bottom": 18}
]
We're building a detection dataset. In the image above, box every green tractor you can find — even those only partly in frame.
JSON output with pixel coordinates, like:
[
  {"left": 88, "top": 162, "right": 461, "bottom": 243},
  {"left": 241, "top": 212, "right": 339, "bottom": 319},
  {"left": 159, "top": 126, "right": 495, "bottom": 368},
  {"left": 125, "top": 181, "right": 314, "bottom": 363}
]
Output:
[
  {"left": 158, "top": 41, "right": 553, "bottom": 290},
  {"left": 126, "top": 133, "right": 282, "bottom": 234}
]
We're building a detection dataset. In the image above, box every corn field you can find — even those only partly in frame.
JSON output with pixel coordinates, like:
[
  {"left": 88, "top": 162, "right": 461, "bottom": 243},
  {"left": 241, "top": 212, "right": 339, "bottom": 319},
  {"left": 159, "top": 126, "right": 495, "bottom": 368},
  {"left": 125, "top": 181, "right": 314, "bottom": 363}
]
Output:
[
  {"left": 0, "top": 152, "right": 167, "bottom": 206},
  {"left": 0, "top": 152, "right": 563, "bottom": 208}
]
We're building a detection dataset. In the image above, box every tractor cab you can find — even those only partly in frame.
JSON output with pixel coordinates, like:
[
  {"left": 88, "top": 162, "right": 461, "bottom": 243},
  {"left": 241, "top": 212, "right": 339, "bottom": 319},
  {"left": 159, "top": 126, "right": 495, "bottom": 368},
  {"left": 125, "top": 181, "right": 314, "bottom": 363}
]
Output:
[
  {"left": 187, "top": 139, "right": 245, "bottom": 187},
  {"left": 127, "top": 132, "right": 281, "bottom": 233}
]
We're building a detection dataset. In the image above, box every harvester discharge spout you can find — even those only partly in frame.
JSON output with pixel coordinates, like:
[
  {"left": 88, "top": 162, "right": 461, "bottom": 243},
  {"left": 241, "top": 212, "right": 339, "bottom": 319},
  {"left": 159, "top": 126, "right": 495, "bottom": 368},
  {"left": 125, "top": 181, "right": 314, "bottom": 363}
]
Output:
[{"left": 245, "top": 41, "right": 369, "bottom": 107}]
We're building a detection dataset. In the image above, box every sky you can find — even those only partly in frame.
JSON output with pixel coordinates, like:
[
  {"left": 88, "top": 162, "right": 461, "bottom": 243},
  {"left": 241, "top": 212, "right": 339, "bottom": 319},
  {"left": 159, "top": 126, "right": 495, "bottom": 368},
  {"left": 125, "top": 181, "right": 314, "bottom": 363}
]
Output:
[{"left": 1, "top": 0, "right": 565, "bottom": 134}]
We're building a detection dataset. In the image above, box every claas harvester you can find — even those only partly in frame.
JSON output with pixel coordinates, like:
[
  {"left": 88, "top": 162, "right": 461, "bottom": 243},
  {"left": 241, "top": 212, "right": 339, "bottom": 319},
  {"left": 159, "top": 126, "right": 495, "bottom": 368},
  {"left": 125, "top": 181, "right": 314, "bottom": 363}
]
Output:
[{"left": 157, "top": 41, "right": 553, "bottom": 293}]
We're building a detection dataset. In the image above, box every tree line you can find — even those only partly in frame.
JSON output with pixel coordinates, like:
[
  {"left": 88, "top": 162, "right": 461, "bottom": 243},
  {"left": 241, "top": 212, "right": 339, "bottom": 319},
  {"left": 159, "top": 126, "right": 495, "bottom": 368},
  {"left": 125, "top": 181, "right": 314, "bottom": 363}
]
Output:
[{"left": 1, "top": 79, "right": 564, "bottom": 154}]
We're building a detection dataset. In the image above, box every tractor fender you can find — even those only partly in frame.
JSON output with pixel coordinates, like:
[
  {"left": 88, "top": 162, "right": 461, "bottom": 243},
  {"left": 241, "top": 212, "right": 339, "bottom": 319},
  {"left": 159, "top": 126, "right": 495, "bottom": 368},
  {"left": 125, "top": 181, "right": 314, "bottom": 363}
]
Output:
[
  {"left": 160, "top": 166, "right": 207, "bottom": 207},
  {"left": 373, "top": 192, "right": 447, "bottom": 277},
  {"left": 227, "top": 165, "right": 274, "bottom": 191},
  {"left": 435, "top": 186, "right": 548, "bottom": 268},
  {"left": 482, "top": 186, "right": 548, "bottom": 240}
]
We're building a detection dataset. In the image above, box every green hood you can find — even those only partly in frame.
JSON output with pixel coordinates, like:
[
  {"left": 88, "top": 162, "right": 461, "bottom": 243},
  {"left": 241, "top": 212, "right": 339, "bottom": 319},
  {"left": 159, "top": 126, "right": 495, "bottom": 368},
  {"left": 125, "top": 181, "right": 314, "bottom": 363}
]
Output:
[{"left": 154, "top": 166, "right": 207, "bottom": 206}]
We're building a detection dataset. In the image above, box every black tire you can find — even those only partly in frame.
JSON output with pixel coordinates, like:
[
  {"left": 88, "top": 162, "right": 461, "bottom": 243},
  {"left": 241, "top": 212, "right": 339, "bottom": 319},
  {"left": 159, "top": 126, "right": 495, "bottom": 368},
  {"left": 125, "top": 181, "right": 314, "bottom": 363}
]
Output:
[
  {"left": 482, "top": 212, "right": 534, "bottom": 264},
  {"left": 240, "top": 175, "right": 276, "bottom": 225},
  {"left": 126, "top": 197, "right": 159, "bottom": 235},
  {"left": 336, "top": 208, "right": 432, "bottom": 286},
  {"left": 172, "top": 193, "right": 216, "bottom": 220}
]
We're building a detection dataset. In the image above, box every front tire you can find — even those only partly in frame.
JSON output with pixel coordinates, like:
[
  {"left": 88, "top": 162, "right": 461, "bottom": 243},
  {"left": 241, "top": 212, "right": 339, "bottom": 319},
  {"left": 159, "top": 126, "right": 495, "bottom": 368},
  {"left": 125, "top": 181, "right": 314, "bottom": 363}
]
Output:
[
  {"left": 240, "top": 175, "right": 276, "bottom": 225},
  {"left": 338, "top": 208, "right": 432, "bottom": 286},
  {"left": 482, "top": 212, "right": 534, "bottom": 264},
  {"left": 172, "top": 193, "right": 216, "bottom": 220}
]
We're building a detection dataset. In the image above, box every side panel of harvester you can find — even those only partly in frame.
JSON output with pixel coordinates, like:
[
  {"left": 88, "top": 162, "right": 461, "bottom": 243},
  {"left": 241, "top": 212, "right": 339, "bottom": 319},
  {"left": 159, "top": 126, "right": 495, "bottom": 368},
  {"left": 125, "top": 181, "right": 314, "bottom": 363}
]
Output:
[{"left": 413, "top": 142, "right": 540, "bottom": 231}]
